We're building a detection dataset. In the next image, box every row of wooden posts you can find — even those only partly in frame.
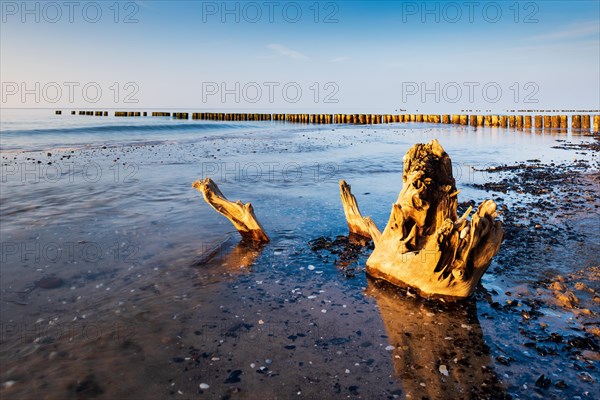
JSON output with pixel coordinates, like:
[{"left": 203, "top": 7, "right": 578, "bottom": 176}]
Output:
[
  {"left": 58, "top": 110, "right": 110, "bottom": 116},
  {"left": 56, "top": 110, "right": 600, "bottom": 132}
]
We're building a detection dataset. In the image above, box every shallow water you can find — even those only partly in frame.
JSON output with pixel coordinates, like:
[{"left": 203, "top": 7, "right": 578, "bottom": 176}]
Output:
[{"left": 1, "top": 110, "right": 598, "bottom": 399}]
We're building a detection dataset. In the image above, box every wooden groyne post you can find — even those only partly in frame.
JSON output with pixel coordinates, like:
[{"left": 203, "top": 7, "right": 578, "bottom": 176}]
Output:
[{"left": 55, "top": 110, "right": 598, "bottom": 132}]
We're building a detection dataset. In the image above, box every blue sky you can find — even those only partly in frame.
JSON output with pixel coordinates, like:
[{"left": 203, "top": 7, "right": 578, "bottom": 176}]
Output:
[{"left": 1, "top": 0, "right": 599, "bottom": 112}]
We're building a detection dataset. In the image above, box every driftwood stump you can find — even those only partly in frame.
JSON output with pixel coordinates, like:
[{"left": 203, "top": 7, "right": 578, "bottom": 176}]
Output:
[
  {"left": 365, "top": 140, "right": 503, "bottom": 299},
  {"left": 192, "top": 178, "right": 269, "bottom": 243},
  {"left": 339, "top": 180, "right": 381, "bottom": 244}
]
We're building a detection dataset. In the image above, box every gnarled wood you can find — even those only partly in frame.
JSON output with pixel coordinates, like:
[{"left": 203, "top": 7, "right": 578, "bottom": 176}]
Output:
[
  {"left": 192, "top": 178, "right": 269, "bottom": 243},
  {"left": 366, "top": 140, "right": 503, "bottom": 299},
  {"left": 363, "top": 217, "right": 381, "bottom": 245},
  {"left": 339, "top": 180, "right": 381, "bottom": 244}
]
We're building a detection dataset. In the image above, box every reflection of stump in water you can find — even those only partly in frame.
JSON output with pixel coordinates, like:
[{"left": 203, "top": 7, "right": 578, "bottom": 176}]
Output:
[
  {"left": 366, "top": 278, "right": 509, "bottom": 400},
  {"left": 193, "top": 236, "right": 266, "bottom": 279},
  {"left": 221, "top": 241, "right": 266, "bottom": 270}
]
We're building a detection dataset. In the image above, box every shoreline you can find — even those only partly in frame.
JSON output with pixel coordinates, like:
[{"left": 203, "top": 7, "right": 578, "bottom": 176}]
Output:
[{"left": 1, "top": 123, "right": 598, "bottom": 399}]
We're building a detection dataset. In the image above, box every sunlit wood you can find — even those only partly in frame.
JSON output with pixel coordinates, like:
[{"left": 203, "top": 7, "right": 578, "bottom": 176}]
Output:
[
  {"left": 339, "top": 180, "right": 381, "bottom": 244},
  {"left": 366, "top": 140, "right": 504, "bottom": 299},
  {"left": 192, "top": 178, "right": 269, "bottom": 243}
]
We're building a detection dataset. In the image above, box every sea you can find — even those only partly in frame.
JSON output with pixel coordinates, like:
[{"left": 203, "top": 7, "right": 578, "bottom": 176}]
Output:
[{"left": 1, "top": 108, "right": 598, "bottom": 399}]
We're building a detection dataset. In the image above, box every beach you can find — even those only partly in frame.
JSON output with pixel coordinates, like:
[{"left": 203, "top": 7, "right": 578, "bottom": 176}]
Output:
[{"left": 1, "top": 110, "right": 599, "bottom": 399}]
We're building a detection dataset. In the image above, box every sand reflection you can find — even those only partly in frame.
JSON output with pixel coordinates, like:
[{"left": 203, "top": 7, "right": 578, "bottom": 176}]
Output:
[{"left": 366, "top": 278, "right": 508, "bottom": 399}]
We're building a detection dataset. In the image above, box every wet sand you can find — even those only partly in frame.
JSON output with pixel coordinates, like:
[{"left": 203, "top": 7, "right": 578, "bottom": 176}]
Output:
[{"left": 1, "top": 122, "right": 598, "bottom": 399}]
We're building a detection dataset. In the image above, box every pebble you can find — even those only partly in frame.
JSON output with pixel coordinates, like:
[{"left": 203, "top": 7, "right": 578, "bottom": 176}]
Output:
[
  {"left": 496, "top": 356, "right": 512, "bottom": 365},
  {"left": 439, "top": 365, "right": 449, "bottom": 376},
  {"left": 224, "top": 370, "right": 242, "bottom": 383},
  {"left": 321, "top": 309, "right": 327, "bottom": 313},
  {"left": 554, "top": 380, "right": 568, "bottom": 388},
  {"left": 385, "top": 345, "right": 395, "bottom": 351},
  {"left": 582, "top": 350, "right": 600, "bottom": 361},
  {"left": 35, "top": 276, "right": 63, "bottom": 289},
  {"left": 307, "top": 265, "right": 315, "bottom": 270},
  {"left": 577, "top": 372, "right": 594, "bottom": 382},
  {"left": 535, "top": 374, "right": 551, "bottom": 388},
  {"left": 199, "top": 383, "right": 210, "bottom": 390}
]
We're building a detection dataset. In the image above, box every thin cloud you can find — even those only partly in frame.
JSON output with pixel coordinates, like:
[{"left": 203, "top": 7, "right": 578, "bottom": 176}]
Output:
[
  {"left": 330, "top": 56, "right": 349, "bottom": 63},
  {"left": 530, "top": 20, "right": 599, "bottom": 41},
  {"left": 267, "top": 43, "right": 309, "bottom": 60}
]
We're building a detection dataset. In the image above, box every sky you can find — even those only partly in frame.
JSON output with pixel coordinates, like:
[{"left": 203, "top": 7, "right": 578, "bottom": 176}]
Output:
[{"left": 1, "top": 0, "right": 599, "bottom": 113}]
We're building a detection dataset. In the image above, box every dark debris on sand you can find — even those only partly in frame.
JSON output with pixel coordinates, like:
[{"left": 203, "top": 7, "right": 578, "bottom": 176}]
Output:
[
  {"left": 463, "top": 142, "right": 600, "bottom": 396},
  {"left": 308, "top": 235, "right": 374, "bottom": 277},
  {"left": 552, "top": 134, "right": 600, "bottom": 153},
  {"left": 470, "top": 154, "right": 599, "bottom": 275}
]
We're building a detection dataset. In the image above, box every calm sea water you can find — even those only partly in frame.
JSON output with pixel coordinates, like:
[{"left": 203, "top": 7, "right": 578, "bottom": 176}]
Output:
[{"left": 1, "top": 109, "right": 598, "bottom": 399}]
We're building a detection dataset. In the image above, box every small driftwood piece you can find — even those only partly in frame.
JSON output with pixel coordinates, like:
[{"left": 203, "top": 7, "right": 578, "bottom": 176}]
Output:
[
  {"left": 192, "top": 178, "right": 269, "bottom": 243},
  {"left": 366, "top": 140, "right": 504, "bottom": 299},
  {"left": 339, "top": 180, "right": 381, "bottom": 244}
]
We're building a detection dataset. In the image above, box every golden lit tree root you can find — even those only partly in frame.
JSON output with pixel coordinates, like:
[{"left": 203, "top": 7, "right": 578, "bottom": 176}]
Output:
[
  {"left": 339, "top": 180, "right": 381, "bottom": 244},
  {"left": 365, "top": 140, "right": 504, "bottom": 299},
  {"left": 192, "top": 178, "right": 270, "bottom": 243}
]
